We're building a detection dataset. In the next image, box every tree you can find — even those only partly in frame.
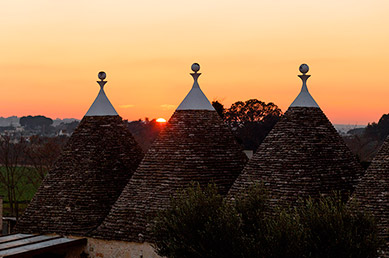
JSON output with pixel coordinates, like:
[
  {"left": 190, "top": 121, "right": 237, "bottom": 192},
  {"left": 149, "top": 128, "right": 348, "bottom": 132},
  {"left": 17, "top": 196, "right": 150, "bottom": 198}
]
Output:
[
  {"left": 152, "top": 183, "right": 241, "bottom": 258},
  {"left": 298, "top": 197, "right": 382, "bottom": 258},
  {"left": 0, "top": 135, "right": 29, "bottom": 218},
  {"left": 212, "top": 100, "right": 225, "bottom": 119},
  {"left": 127, "top": 118, "right": 164, "bottom": 151},
  {"left": 25, "top": 136, "right": 67, "bottom": 186},
  {"left": 224, "top": 99, "right": 282, "bottom": 125},
  {"left": 55, "top": 121, "right": 79, "bottom": 135},
  {"left": 212, "top": 99, "right": 283, "bottom": 151},
  {"left": 364, "top": 114, "right": 389, "bottom": 142},
  {"left": 153, "top": 184, "right": 383, "bottom": 258},
  {"left": 344, "top": 113, "right": 389, "bottom": 164},
  {"left": 20, "top": 115, "right": 53, "bottom": 130}
]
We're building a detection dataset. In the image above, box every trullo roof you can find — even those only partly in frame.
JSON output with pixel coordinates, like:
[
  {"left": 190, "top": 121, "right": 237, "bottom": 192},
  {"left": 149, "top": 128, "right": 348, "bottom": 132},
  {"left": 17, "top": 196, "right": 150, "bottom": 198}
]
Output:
[
  {"left": 351, "top": 136, "right": 388, "bottom": 254},
  {"left": 15, "top": 72, "right": 144, "bottom": 236},
  {"left": 228, "top": 64, "right": 363, "bottom": 206},
  {"left": 94, "top": 63, "right": 247, "bottom": 242}
]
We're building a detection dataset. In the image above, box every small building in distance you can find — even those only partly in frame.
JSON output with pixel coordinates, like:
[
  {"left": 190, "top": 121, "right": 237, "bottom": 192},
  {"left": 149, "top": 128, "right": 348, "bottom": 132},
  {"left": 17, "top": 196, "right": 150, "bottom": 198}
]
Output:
[
  {"left": 351, "top": 135, "right": 388, "bottom": 256},
  {"left": 15, "top": 72, "right": 144, "bottom": 237},
  {"left": 228, "top": 64, "right": 364, "bottom": 206},
  {"left": 91, "top": 63, "right": 248, "bottom": 257}
]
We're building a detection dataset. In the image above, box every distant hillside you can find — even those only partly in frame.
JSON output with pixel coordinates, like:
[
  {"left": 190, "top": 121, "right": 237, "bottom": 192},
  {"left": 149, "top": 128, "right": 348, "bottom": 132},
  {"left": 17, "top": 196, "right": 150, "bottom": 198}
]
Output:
[
  {"left": 0, "top": 116, "right": 79, "bottom": 127},
  {"left": 0, "top": 116, "right": 20, "bottom": 126},
  {"left": 333, "top": 124, "right": 366, "bottom": 135},
  {"left": 343, "top": 114, "right": 389, "bottom": 164},
  {"left": 52, "top": 118, "right": 79, "bottom": 126}
]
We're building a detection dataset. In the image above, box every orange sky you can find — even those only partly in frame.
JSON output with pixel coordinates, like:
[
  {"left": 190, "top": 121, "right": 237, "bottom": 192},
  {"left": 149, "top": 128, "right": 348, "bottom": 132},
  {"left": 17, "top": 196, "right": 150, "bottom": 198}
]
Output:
[{"left": 0, "top": 0, "right": 388, "bottom": 124}]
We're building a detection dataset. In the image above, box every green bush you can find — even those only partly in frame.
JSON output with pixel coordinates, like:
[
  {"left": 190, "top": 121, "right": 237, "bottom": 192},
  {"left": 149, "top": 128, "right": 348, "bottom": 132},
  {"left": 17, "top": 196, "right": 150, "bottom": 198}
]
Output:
[
  {"left": 298, "top": 197, "right": 382, "bottom": 258},
  {"left": 152, "top": 183, "right": 241, "bottom": 258},
  {"left": 152, "top": 184, "right": 382, "bottom": 258}
]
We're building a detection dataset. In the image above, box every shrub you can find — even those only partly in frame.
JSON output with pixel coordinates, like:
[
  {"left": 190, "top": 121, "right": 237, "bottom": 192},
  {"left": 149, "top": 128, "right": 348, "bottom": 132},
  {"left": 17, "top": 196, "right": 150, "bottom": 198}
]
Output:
[
  {"left": 298, "top": 196, "right": 382, "bottom": 258},
  {"left": 152, "top": 184, "right": 382, "bottom": 258},
  {"left": 152, "top": 183, "right": 241, "bottom": 258}
]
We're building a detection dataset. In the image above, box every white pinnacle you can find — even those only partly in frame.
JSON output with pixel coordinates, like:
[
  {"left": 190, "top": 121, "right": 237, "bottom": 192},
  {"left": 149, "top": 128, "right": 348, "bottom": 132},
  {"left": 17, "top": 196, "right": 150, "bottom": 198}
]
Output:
[
  {"left": 85, "top": 71, "right": 119, "bottom": 116},
  {"left": 176, "top": 63, "right": 215, "bottom": 111},
  {"left": 289, "top": 64, "right": 320, "bottom": 108}
]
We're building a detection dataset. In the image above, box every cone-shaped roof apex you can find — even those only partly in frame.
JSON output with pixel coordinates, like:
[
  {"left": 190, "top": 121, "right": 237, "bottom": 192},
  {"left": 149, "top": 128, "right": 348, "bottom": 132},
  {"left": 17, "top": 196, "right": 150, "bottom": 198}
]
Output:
[
  {"left": 85, "top": 71, "right": 118, "bottom": 116},
  {"left": 290, "top": 64, "right": 320, "bottom": 108},
  {"left": 176, "top": 63, "right": 215, "bottom": 111}
]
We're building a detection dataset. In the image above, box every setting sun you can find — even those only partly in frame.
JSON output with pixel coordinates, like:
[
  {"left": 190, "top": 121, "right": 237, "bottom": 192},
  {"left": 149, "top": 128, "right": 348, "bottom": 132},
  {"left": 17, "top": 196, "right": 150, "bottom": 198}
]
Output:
[{"left": 156, "top": 118, "right": 167, "bottom": 123}]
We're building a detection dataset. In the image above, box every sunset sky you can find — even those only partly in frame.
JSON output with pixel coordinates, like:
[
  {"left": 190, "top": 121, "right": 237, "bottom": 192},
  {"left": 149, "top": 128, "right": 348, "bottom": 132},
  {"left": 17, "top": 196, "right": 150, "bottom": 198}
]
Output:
[{"left": 0, "top": 0, "right": 388, "bottom": 124}]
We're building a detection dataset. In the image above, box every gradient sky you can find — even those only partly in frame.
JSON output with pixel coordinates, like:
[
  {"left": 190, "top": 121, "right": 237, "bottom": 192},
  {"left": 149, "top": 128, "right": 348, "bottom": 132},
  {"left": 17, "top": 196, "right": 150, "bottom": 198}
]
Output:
[{"left": 0, "top": 0, "right": 388, "bottom": 124}]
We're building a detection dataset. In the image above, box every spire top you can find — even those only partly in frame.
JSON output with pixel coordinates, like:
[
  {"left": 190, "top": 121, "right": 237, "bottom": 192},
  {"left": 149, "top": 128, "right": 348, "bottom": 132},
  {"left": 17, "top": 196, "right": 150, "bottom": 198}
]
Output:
[
  {"left": 299, "top": 63, "right": 309, "bottom": 75},
  {"left": 191, "top": 63, "right": 200, "bottom": 73},
  {"left": 97, "top": 71, "right": 107, "bottom": 89},
  {"left": 85, "top": 71, "right": 118, "bottom": 116},
  {"left": 176, "top": 63, "right": 214, "bottom": 111},
  {"left": 289, "top": 63, "right": 319, "bottom": 108}
]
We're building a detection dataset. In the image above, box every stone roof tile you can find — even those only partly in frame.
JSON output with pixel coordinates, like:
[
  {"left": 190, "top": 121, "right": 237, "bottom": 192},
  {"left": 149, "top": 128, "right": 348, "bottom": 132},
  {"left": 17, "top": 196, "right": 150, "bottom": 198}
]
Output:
[
  {"left": 228, "top": 106, "right": 364, "bottom": 206},
  {"left": 15, "top": 116, "right": 144, "bottom": 236},
  {"left": 351, "top": 136, "right": 388, "bottom": 252},
  {"left": 94, "top": 110, "right": 248, "bottom": 242}
]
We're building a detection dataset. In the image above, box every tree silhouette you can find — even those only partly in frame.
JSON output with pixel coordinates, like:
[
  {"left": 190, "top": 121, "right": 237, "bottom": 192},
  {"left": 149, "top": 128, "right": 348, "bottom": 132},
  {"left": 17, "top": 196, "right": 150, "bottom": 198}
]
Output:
[
  {"left": 344, "top": 113, "right": 389, "bottom": 163},
  {"left": 212, "top": 100, "right": 225, "bottom": 119},
  {"left": 127, "top": 118, "right": 165, "bottom": 151},
  {"left": 20, "top": 115, "right": 53, "bottom": 129},
  {"left": 364, "top": 114, "right": 389, "bottom": 141},
  {"left": 0, "top": 135, "right": 29, "bottom": 218},
  {"left": 224, "top": 99, "right": 282, "bottom": 125},
  {"left": 212, "top": 99, "right": 282, "bottom": 152},
  {"left": 25, "top": 136, "right": 67, "bottom": 186}
]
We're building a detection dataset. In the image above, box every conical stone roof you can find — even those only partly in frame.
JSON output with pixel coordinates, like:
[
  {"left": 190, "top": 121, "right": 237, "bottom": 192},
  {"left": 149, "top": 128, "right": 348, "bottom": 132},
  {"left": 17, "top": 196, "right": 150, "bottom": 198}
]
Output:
[
  {"left": 351, "top": 136, "right": 388, "bottom": 253},
  {"left": 228, "top": 64, "right": 363, "bottom": 206},
  {"left": 15, "top": 72, "right": 144, "bottom": 236},
  {"left": 94, "top": 63, "right": 248, "bottom": 242}
]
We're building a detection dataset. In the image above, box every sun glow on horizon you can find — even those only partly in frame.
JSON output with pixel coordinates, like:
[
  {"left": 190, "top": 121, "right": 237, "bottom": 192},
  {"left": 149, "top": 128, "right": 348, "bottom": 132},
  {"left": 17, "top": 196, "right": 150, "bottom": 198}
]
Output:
[
  {"left": 156, "top": 118, "right": 167, "bottom": 123},
  {"left": 0, "top": 1, "right": 387, "bottom": 124}
]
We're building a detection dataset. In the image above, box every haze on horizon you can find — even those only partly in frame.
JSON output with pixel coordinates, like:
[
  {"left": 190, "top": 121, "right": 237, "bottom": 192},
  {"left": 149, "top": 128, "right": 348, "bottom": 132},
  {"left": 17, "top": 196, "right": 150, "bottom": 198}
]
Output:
[{"left": 0, "top": 0, "right": 388, "bottom": 125}]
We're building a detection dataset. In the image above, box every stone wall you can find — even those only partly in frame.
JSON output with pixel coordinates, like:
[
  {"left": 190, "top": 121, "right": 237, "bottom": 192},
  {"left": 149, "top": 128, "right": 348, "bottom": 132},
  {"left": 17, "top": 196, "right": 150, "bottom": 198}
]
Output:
[{"left": 85, "top": 238, "right": 160, "bottom": 258}]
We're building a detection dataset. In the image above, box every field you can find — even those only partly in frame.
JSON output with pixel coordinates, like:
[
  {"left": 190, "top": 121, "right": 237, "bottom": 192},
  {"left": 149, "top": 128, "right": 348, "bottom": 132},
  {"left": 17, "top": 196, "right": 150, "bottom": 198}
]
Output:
[{"left": 0, "top": 166, "right": 42, "bottom": 216}]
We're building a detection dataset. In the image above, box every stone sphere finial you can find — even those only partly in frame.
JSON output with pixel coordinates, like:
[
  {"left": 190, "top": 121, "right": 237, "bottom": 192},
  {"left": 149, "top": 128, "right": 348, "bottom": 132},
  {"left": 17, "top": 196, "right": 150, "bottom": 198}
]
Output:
[
  {"left": 299, "top": 64, "right": 309, "bottom": 74},
  {"left": 98, "top": 71, "right": 106, "bottom": 81},
  {"left": 191, "top": 63, "right": 200, "bottom": 73}
]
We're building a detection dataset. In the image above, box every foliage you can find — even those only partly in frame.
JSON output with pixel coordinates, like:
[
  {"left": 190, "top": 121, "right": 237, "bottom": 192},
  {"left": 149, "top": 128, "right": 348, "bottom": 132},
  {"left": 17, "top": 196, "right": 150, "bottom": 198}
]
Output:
[
  {"left": 212, "top": 99, "right": 282, "bottom": 151},
  {"left": 298, "top": 197, "right": 382, "bottom": 258},
  {"left": 152, "top": 183, "right": 241, "bottom": 258},
  {"left": 25, "top": 135, "right": 66, "bottom": 185},
  {"left": 0, "top": 167, "right": 38, "bottom": 201},
  {"left": 364, "top": 114, "right": 389, "bottom": 142},
  {"left": 0, "top": 135, "right": 65, "bottom": 217},
  {"left": 0, "top": 135, "right": 30, "bottom": 217},
  {"left": 127, "top": 118, "right": 165, "bottom": 151},
  {"left": 55, "top": 120, "right": 79, "bottom": 134},
  {"left": 223, "top": 99, "right": 282, "bottom": 125},
  {"left": 344, "top": 113, "right": 389, "bottom": 163},
  {"left": 212, "top": 100, "right": 225, "bottom": 120},
  {"left": 20, "top": 115, "right": 53, "bottom": 129},
  {"left": 233, "top": 185, "right": 305, "bottom": 258},
  {"left": 153, "top": 184, "right": 382, "bottom": 258}
]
